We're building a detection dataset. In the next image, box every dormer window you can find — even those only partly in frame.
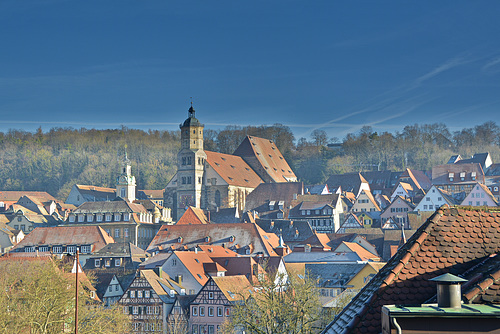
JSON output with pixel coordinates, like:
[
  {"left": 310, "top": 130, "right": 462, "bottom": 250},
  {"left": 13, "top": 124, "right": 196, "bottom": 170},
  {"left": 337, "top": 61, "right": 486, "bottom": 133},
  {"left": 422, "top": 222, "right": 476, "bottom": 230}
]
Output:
[
  {"left": 471, "top": 172, "right": 477, "bottom": 180},
  {"left": 460, "top": 172, "right": 466, "bottom": 181},
  {"left": 269, "top": 201, "right": 275, "bottom": 210},
  {"left": 448, "top": 172, "right": 454, "bottom": 181}
]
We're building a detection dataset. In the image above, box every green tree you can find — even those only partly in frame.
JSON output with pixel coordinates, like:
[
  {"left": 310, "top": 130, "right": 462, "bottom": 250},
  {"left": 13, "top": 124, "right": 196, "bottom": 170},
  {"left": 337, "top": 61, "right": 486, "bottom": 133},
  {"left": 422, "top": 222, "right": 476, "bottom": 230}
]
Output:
[{"left": 0, "top": 257, "right": 130, "bottom": 334}]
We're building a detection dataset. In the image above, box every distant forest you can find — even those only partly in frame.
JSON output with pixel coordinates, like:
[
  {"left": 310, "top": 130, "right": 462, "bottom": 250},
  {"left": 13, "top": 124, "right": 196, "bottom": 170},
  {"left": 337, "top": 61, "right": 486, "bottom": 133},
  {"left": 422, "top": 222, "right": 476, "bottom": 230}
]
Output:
[{"left": 1, "top": 121, "right": 499, "bottom": 201}]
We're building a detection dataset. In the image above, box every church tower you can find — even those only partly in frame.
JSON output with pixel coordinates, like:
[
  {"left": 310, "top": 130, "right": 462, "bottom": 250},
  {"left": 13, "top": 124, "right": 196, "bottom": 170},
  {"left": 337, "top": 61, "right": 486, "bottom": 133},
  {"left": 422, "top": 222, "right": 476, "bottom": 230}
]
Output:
[
  {"left": 116, "top": 150, "right": 137, "bottom": 203},
  {"left": 176, "top": 104, "right": 207, "bottom": 218}
]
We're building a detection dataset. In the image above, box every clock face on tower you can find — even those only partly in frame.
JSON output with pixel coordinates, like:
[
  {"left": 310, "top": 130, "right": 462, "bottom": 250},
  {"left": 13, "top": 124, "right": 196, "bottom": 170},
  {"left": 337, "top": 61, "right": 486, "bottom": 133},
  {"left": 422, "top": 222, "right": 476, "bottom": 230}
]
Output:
[
  {"left": 180, "top": 195, "right": 194, "bottom": 209},
  {"left": 119, "top": 175, "right": 128, "bottom": 183}
]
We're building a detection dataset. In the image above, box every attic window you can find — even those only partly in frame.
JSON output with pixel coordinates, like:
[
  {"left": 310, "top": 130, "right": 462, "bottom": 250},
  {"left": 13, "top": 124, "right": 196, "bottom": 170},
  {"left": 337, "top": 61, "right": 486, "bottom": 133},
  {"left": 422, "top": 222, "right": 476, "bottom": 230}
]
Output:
[
  {"left": 228, "top": 177, "right": 233, "bottom": 181},
  {"left": 460, "top": 172, "right": 466, "bottom": 181},
  {"left": 269, "top": 154, "right": 272, "bottom": 158},
  {"left": 281, "top": 169, "right": 285, "bottom": 172},
  {"left": 197, "top": 274, "right": 202, "bottom": 279},
  {"left": 264, "top": 166, "right": 268, "bottom": 170},
  {"left": 245, "top": 167, "right": 250, "bottom": 171},
  {"left": 221, "top": 157, "right": 226, "bottom": 161},
  {"left": 244, "top": 179, "right": 249, "bottom": 183},
  {"left": 448, "top": 172, "right": 454, "bottom": 181},
  {"left": 230, "top": 165, "right": 235, "bottom": 169},
  {"left": 215, "top": 162, "right": 220, "bottom": 166},
  {"left": 195, "top": 258, "right": 200, "bottom": 263},
  {"left": 471, "top": 171, "right": 477, "bottom": 180},
  {"left": 279, "top": 156, "right": 283, "bottom": 160}
]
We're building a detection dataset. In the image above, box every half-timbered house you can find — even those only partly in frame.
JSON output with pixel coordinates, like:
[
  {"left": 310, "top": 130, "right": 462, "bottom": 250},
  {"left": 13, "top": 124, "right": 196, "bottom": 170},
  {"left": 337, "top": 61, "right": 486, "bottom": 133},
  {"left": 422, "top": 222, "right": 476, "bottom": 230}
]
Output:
[{"left": 189, "top": 275, "right": 252, "bottom": 334}]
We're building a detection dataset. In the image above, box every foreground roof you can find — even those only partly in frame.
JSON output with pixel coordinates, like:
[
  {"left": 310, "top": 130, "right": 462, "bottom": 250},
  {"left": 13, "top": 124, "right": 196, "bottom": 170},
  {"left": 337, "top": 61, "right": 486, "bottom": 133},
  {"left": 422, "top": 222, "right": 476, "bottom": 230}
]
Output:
[{"left": 323, "top": 206, "right": 500, "bottom": 334}]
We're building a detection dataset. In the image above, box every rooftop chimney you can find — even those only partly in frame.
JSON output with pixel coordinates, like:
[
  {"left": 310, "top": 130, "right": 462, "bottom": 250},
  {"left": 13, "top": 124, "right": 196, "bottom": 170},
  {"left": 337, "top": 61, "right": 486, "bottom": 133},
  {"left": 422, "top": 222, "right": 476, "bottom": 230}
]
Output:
[{"left": 430, "top": 273, "right": 467, "bottom": 308}]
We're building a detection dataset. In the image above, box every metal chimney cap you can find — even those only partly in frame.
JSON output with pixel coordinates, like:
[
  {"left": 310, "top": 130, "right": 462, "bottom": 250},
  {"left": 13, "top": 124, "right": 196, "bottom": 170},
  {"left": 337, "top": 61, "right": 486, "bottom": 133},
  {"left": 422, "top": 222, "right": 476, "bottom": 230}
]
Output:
[{"left": 430, "top": 273, "right": 467, "bottom": 283}]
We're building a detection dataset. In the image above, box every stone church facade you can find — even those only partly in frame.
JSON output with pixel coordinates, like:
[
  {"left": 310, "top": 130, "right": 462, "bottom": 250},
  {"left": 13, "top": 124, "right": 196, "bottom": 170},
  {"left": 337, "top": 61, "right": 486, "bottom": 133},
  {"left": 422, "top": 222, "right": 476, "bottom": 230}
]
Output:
[{"left": 165, "top": 105, "right": 297, "bottom": 220}]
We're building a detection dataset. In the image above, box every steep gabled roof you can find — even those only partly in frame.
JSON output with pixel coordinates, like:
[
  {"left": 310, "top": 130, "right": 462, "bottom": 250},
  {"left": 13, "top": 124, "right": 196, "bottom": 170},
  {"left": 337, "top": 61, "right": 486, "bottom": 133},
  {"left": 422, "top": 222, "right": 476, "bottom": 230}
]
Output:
[
  {"left": 323, "top": 206, "right": 500, "bottom": 334},
  {"left": 326, "top": 173, "right": 369, "bottom": 195},
  {"left": 245, "top": 182, "right": 303, "bottom": 212},
  {"left": 205, "top": 150, "right": 263, "bottom": 188},
  {"left": 176, "top": 206, "right": 209, "bottom": 225},
  {"left": 233, "top": 136, "right": 296, "bottom": 182}
]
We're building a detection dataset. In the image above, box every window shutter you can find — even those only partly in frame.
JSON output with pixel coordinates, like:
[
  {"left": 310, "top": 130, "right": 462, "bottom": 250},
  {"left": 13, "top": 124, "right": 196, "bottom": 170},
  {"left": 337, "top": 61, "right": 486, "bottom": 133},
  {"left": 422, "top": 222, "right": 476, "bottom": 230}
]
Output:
[{"left": 128, "top": 306, "right": 132, "bottom": 314}]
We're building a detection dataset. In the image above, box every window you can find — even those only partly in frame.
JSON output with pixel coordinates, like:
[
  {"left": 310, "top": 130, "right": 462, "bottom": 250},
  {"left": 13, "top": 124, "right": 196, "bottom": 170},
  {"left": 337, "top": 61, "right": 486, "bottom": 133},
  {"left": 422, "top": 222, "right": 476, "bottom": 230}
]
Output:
[
  {"left": 132, "top": 306, "right": 138, "bottom": 315},
  {"left": 217, "top": 307, "right": 223, "bottom": 317},
  {"left": 105, "top": 229, "right": 111, "bottom": 236},
  {"left": 105, "top": 260, "right": 111, "bottom": 267},
  {"left": 105, "top": 214, "right": 112, "bottom": 222},
  {"left": 192, "top": 306, "right": 198, "bottom": 316},
  {"left": 21, "top": 224, "right": 26, "bottom": 231},
  {"left": 120, "top": 188, "right": 126, "bottom": 198},
  {"left": 14, "top": 225, "right": 18, "bottom": 230},
  {"left": 208, "top": 325, "right": 214, "bottom": 334},
  {"left": 87, "top": 214, "right": 93, "bottom": 222},
  {"left": 192, "top": 325, "right": 198, "bottom": 334},
  {"left": 114, "top": 229, "right": 120, "bottom": 238},
  {"left": 109, "top": 286, "right": 113, "bottom": 292},
  {"left": 67, "top": 246, "right": 77, "bottom": 254},
  {"left": 53, "top": 246, "right": 63, "bottom": 253},
  {"left": 39, "top": 246, "right": 49, "bottom": 252},
  {"left": 96, "top": 214, "right": 103, "bottom": 222},
  {"left": 123, "top": 213, "right": 129, "bottom": 221},
  {"left": 208, "top": 307, "right": 214, "bottom": 317},
  {"left": 181, "top": 177, "right": 186, "bottom": 184},
  {"left": 187, "top": 176, "right": 192, "bottom": 184},
  {"left": 115, "top": 258, "right": 121, "bottom": 267},
  {"left": 199, "top": 307, "right": 205, "bottom": 316},
  {"left": 78, "top": 215, "right": 85, "bottom": 222},
  {"left": 225, "top": 307, "right": 230, "bottom": 316},
  {"left": 114, "top": 214, "right": 121, "bottom": 221},
  {"left": 137, "top": 290, "right": 143, "bottom": 298},
  {"left": 144, "top": 290, "right": 150, "bottom": 298},
  {"left": 209, "top": 292, "right": 214, "bottom": 299},
  {"left": 124, "top": 228, "right": 129, "bottom": 238},
  {"left": 129, "top": 290, "right": 135, "bottom": 298},
  {"left": 172, "top": 259, "right": 177, "bottom": 266},
  {"left": 25, "top": 246, "right": 35, "bottom": 252},
  {"left": 81, "top": 245, "right": 91, "bottom": 253},
  {"left": 115, "top": 285, "right": 119, "bottom": 291},
  {"left": 69, "top": 216, "right": 75, "bottom": 223}
]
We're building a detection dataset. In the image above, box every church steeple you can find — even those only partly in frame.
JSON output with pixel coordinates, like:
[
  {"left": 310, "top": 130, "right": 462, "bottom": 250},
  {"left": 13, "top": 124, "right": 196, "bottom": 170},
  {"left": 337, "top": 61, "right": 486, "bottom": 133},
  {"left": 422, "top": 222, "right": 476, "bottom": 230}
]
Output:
[
  {"left": 116, "top": 148, "right": 136, "bottom": 203},
  {"left": 176, "top": 103, "right": 207, "bottom": 219}
]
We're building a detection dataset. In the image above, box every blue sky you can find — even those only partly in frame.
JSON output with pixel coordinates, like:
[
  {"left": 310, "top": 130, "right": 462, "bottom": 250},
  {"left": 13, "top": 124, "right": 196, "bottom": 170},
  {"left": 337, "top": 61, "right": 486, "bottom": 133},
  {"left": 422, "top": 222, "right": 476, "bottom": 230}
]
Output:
[{"left": 1, "top": 1, "right": 499, "bottom": 141}]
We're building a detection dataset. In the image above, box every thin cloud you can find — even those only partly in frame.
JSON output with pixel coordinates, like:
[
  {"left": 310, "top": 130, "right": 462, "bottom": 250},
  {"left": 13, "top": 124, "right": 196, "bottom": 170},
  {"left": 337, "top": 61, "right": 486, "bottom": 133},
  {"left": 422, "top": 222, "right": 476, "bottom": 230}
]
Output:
[{"left": 412, "top": 56, "right": 468, "bottom": 87}]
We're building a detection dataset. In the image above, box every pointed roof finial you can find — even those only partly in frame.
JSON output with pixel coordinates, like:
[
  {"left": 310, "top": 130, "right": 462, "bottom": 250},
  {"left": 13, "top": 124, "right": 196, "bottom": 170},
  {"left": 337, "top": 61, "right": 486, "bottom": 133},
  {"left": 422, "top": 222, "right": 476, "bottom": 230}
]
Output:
[{"left": 188, "top": 97, "right": 195, "bottom": 118}]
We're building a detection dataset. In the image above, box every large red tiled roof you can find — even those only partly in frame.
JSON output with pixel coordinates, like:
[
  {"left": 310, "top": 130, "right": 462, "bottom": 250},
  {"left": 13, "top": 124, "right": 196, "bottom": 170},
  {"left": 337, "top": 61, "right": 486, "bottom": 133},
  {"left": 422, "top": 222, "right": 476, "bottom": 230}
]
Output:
[
  {"left": 0, "top": 191, "right": 56, "bottom": 202},
  {"left": 233, "top": 136, "right": 297, "bottom": 182},
  {"left": 323, "top": 206, "right": 500, "bottom": 334},
  {"left": 11, "top": 225, "right": 114, "bottom": 252},
  {"left": 205, "top": 151, "right": 263, "bottom": 188},
  {"left": 147, "top": 223, "right": 279, "bottom": 256}
]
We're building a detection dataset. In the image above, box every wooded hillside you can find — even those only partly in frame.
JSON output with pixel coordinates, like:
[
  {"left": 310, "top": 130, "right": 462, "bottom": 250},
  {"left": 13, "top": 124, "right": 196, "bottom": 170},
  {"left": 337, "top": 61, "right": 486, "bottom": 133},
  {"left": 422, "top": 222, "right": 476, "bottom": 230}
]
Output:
[{"left": 0, "top": 121, "right": 498, "bottom": 201}]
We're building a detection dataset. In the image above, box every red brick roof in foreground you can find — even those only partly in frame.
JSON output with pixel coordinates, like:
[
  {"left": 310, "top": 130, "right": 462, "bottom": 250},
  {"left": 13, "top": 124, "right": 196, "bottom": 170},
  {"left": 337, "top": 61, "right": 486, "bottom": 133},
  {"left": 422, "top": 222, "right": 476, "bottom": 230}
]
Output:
[{"left": 323, "top": 206, "right": 500, "bottom": 334}]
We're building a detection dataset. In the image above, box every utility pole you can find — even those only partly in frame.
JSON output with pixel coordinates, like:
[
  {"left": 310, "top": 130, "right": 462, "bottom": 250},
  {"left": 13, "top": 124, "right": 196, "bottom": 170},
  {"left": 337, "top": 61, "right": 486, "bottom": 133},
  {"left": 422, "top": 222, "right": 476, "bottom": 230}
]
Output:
[{"left": 75, "top": 249, "right": 79, "bottom": 334}]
